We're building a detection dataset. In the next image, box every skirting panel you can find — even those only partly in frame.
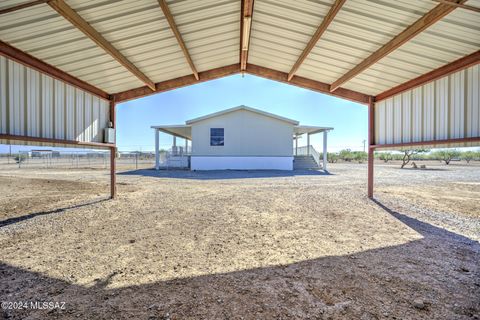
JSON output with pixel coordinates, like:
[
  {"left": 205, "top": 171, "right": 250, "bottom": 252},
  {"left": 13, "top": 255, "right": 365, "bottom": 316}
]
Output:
[{"left": 191, "top": 156, "right": 294, "bottom": 170}]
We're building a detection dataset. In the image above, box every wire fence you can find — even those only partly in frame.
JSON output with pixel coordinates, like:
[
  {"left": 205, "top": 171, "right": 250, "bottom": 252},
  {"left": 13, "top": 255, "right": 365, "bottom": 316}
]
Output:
[{"left": 0, "top": 151, "right": 156, "bottom": 171}]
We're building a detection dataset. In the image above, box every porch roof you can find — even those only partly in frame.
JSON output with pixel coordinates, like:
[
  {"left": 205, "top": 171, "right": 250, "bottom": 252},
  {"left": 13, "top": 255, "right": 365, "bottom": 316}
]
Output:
[
  {"left": 151, "top": 125, "right": 192, "bottom": 140},
  {"left": 294, "top": 126, "right": 334, "bottom": 136},
  {"left": 151, "top": 124, "right": 333, "bottom": 140}
]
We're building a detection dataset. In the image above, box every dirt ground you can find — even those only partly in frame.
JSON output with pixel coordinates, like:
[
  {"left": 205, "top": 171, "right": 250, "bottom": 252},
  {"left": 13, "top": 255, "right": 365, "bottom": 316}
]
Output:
[{"left": 0, "top": 161, "right": 479, "bottom": 319}]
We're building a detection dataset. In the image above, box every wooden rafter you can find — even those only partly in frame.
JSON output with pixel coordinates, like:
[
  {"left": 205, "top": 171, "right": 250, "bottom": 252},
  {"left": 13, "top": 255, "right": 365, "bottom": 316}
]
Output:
[
  {"left": 371, "top": 137, "right": 480, "bottom": 149},
  {"left": 430, "top": 0, "right": 480, "bottom": 13},
  {"left": 329, "top": 0, "right": 467, "bottom": 92},
  {"left": 246, "top": 64, "right": 371, "bottom": 104},
  {"left": 287, "top": 0, "right": 346, "bottom": 81},
  {"left": 48, "top": 0, "right": 156, "bottom": 91},
  {"left": 113, "top": 64, "right": 241, "bottom": 102},
  {"left": 240, "top": 0, "right": 255, "bottom": 71},
  {"left": 113, "top": 63, "right": 372, "bottom": 104},
  {"left": 0, "top": 134, "right": 114, "bottom": 149},
  {"left": 157, "top": 0, "right": 199, "bottom": 80},
  {"left": 375, "top": 50, "right": 480, "bottom": 102},
  {"left": 0, "top": 40, "right": 110, "bottom": 100},
  {"left": 0, "top": 0, "right": 48, "bottom": 15}
]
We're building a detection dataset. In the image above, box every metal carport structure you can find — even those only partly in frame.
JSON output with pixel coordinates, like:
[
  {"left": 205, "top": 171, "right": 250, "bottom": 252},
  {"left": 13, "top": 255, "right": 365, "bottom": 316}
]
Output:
[{"left": 0, "top": 0, "right": 479, "bottom": 199}]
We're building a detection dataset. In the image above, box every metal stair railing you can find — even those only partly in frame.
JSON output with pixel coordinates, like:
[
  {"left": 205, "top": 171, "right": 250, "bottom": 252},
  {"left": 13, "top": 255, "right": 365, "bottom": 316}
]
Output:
[{"left": 294, "top": 145, "right": 322, "bottom": 168}]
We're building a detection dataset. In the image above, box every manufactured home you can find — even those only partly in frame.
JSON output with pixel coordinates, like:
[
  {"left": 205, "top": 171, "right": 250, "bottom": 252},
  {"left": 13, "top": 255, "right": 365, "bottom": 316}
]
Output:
[{"left": 152, "top": 106, "right": 332, "bottom": 171}]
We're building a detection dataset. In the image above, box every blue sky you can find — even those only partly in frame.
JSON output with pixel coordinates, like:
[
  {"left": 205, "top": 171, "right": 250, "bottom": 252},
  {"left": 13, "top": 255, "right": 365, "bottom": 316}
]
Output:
[{"left": 117, "top": 74, "right": 367, "bottom": 152}]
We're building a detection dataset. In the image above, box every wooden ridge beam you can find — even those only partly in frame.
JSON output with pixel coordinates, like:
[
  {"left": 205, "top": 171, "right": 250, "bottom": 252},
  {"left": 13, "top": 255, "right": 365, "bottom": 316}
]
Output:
[
  {"left": 287, "top": 0, "right": 346, "bottom": 81},
  {"left": 157, "top": 0, "right": 199, "bottom": 80},
  {"left": 113, "top": 64, "right": 241, "bottom": 102},
  {"left": 0, "top": 0, "right": 48, "bottom": 15},
  {"left": 246, "top": 63, "right": 371, "bottom": 104},
  {"left": 240, "top": 0, "right": 255, "bottom": 71},
  {"left": 330, "top": 0, "right": 467, "bottom": 92},
  {"left": 0, "top": 40, "right": 110, "bottom": 100},
  {"left": 375, "top": 50, "right": 480, "bottom": 102},
  {"left": 48, "top": 0, "right": 156, "bottom": 91}
]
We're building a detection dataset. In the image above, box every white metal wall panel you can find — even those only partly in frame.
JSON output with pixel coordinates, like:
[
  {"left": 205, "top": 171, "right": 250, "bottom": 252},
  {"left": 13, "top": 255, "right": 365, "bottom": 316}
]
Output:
[
  {"left": 0, "top": 56, "right": 110, "bottom": 147},
  {"left": 374, "top": 64, "right": 480, "bottom": 147}
]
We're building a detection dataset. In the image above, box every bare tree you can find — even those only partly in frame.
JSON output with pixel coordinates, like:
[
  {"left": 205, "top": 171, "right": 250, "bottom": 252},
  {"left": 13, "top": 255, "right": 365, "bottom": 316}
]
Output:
[{"left": 401, "top": 149, "right": 428, "bottom": 168}]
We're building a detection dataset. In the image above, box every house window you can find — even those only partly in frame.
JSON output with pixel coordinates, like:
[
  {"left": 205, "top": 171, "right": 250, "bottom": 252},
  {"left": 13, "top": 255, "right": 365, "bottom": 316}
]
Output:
[{"left": 210, "top": 128, "right": 224, "bottom": 146}]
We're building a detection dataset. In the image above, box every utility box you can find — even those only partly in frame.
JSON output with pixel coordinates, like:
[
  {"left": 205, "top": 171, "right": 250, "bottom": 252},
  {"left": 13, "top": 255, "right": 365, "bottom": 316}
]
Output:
[{"left": 104, "top": 128, "right": 115, "bottom": 144}]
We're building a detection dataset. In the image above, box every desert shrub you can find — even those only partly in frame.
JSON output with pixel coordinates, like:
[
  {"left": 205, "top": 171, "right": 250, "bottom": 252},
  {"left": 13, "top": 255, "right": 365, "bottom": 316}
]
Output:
[
  {"left": 379, "top": 152, "right": 393, "bottom": 163},
  {"left": 352, "top": 151, "right": 368, "bottom": 163},
  {"left": 327, "top": 153, "right": 339, "bottom": 163},
  {"left": 339, "top": 149, "right": 354, "bottom": 162}
]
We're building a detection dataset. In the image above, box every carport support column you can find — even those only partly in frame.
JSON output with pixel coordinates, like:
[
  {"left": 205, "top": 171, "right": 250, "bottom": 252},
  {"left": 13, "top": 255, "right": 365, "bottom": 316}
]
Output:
[
  {"left": 323, "top": 131, "right": 327, "bottom": 172},
  {"left": 368, "top": 97, "right": 375, "bottom": 199},
  {"left": 110, "top": 98, "right": 117, "bottom": 199},
  {"left": 155, "top": 129, "right": 160, "bottom": 170}
]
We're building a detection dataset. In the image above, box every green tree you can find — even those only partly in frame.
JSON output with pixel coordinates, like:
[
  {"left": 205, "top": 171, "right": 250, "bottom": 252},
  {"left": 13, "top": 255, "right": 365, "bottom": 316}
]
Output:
[
  {"left": 461, "top": 151, "right": 476, "bottom": 164},
  {"left": 432, "top": 149, "right": 461, "bottom": 165}
]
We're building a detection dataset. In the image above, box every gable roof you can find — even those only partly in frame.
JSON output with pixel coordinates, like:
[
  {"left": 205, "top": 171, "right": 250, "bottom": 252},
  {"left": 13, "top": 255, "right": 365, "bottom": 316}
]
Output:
[{"left": 185, "top": 106, "right": 299, "bottom": 125}]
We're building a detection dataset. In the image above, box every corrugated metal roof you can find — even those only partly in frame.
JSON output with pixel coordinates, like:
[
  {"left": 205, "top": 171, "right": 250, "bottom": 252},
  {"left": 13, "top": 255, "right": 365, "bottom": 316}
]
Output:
[
  {"left": 249, "top": 0, "right": 335, "bottom": 73},
  {"left": 343, "top": 1, "right": 480, "bottom": 95},
  {"left": 0, "top": 0, "right": 478, "bottom": 97},
  {"left": 167, "top": 0, "right": 240, "bottom": 72},
  {"left": 297, "top": 0, "right": 438, "bottom": 92}
]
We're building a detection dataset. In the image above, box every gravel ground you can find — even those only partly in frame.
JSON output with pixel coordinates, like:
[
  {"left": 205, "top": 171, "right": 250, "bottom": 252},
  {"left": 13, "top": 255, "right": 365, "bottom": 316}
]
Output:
[{"left": 0, "top": 161, "right": 479, "bottom": 320}]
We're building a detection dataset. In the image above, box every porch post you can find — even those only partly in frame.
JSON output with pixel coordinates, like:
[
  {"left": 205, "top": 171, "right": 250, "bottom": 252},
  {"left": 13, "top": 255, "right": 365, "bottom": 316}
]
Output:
[
  {"left": 155, "top": 129, "right": 160, "bottom": 170},
  {"left": 109, "top": 98, "right": 116, "bottom": 199},
  {"left": 173, "top": 136, "right": 177, "bottom": 155},
  {"left": 307, "top": 133, "right": 310, "bottom": 155},
  {"left": 295, "top": 134, "right": 298, "bottom": 156},
  {"left": 368, "top": 97, "right": 375, "bottom": 198},
  {"left": 323, "top": 131, "right": 328, "bottom": 172},
  {"left": 185, "top": 138, "right": 188, "bottom": 154}
]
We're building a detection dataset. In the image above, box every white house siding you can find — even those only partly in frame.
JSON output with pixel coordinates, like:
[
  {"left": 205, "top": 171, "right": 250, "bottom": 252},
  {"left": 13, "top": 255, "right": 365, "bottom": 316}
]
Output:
[{"left": 190, "top": 109, "right": 294, "bottom": 170}]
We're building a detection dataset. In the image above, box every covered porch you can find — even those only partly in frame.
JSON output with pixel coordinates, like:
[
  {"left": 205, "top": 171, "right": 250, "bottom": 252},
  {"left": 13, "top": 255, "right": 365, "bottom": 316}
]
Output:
[
  {"left": 294, "top": 126, "right": 333, "bottom": 171},
  {"left": 151, "top": 125, "right": 192, "bottom": 170}
]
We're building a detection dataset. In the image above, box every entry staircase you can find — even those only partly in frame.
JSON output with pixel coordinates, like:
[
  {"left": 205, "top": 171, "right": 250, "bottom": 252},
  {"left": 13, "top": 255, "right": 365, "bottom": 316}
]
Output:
[{"left": 294, "top": 145, "right": 322, "bottom": 170}]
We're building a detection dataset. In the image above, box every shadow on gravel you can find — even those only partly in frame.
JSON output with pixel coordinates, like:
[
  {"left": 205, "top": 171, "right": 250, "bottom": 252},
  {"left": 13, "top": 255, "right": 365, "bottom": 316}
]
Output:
[
  {"left": 119, "top": 168, "right": 333, "bottom": 180},
  {"left": 1, "top": 201, "right": 479, "bottom": 319},
  {"left": 0, "top": 197, "right": 109, "bottom": 228}
]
